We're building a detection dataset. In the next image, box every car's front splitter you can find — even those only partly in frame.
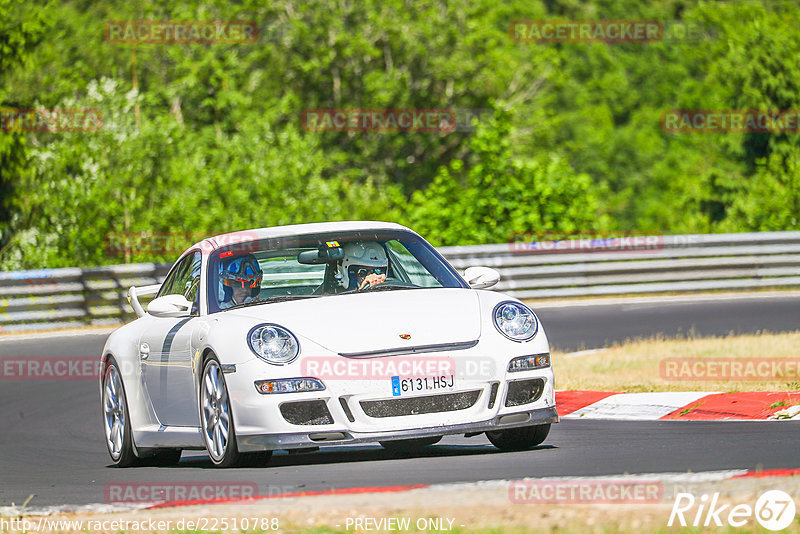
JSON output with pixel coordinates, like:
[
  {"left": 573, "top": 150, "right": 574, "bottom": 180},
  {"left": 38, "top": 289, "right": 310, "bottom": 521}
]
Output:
[{"left": 236, "top": 405, "right": 558, "bottom": 452}]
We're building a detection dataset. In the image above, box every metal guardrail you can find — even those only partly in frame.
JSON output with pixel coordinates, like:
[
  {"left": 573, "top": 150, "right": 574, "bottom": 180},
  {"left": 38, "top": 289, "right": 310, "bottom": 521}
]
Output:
[
  {"left": 1, "top": 232, "right": 799, "bottom": 332},
  {"left": 0, "top": 264, "right": 171, "bottom": 332},
  {"left": 438, "top": 231, "right": 800, "bottom": 299}
]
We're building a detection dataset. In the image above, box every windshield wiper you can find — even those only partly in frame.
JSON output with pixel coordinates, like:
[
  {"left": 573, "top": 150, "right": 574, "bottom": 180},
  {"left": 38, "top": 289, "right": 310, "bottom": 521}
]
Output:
[{"left": 225, "top": 295, "right": 318, "bottom": 310}]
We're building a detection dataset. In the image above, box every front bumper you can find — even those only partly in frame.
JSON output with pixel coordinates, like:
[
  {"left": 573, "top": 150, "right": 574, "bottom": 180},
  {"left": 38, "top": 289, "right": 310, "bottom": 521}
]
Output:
[
  {"left": 237, "top": 405, "right": 558, "bottom": 452},
  {"left": 226, "top": 324, "right": 556, "bottom": 452}
]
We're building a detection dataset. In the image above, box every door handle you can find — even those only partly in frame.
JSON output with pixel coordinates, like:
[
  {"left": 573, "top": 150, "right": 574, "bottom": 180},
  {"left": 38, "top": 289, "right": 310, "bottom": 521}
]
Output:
[{"left": 139, "top": 343, "right": 150, "bottom": 360}]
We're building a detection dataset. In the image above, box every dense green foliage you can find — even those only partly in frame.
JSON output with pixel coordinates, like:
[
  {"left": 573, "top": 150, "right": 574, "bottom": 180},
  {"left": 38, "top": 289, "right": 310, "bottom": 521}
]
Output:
[{"left": 1, "top": 0, "right": 798, "bottom": 268}]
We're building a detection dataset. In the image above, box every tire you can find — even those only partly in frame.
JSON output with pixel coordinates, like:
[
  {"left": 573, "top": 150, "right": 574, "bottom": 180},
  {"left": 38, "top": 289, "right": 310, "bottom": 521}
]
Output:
[
  {"left": 201, "top": 356, "right": 264, "bottom": 468},
  {"left": 102, "top": 358, "right": 139, "bottom": 467},
  {"left": 486, "top": 424, "right": 551, "bottom": 451},
  {"left": 379, "top": 436, "right": 442, "bottom": 452}
]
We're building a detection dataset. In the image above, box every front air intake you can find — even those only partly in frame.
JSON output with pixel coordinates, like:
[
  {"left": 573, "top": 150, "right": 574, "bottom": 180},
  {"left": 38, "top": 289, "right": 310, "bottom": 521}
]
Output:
[
  {"left": 504, "top": 378, "right": 544, "bottom": 407},
  {"left": 280, "top": 400, "right": 334, "bottom": 425},
  {"left": 360, "top": 390, "right": 481, "bottom": 418}
]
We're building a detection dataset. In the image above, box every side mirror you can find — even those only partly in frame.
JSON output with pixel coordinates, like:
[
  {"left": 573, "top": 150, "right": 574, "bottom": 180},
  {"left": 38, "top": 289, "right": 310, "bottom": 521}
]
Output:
[
  {"left": 463, "top": 266, "right": 500, "bottom": 289},
  {"left": 147, "top": 294, "right": 192, "bottom": 318}
]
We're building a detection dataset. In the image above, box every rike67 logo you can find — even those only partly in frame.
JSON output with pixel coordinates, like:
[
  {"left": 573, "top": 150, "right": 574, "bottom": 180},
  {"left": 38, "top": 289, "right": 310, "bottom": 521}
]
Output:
[{"left": 669, "top": 490, "right": 796, "bottom": 531}]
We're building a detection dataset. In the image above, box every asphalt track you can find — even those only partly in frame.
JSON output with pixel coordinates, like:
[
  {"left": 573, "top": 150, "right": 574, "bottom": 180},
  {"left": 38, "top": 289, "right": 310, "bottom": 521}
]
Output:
[{"left": 1, "top": 293, "right": 798, "bottom": 507}]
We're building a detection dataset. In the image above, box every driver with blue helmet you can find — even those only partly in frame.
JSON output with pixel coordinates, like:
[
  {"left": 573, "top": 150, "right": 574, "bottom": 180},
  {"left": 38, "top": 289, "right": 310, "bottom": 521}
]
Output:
[{"left": 219, "top": 253, "right": 263, "bottom": 309}]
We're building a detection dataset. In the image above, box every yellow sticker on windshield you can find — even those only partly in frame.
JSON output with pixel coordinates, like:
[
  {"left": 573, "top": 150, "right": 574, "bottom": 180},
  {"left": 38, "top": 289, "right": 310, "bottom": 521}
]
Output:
[{"left": 326, "top": 241, "right": 340, "bottom": 247}]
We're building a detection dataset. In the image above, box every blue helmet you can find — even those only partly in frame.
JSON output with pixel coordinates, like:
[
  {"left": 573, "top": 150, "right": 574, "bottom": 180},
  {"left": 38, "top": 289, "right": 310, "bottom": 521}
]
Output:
[{"left": 220, "top": 253, "right": 262, "bottom": 293}]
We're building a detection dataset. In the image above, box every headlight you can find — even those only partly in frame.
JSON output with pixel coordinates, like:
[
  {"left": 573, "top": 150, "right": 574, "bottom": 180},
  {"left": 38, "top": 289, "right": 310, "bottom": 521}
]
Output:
[
  {"left": 493, "top": 301, "right": 538, "bottom": 341},
  {"left": 248, "top": 324, "right": 300, "bottom": 364}
]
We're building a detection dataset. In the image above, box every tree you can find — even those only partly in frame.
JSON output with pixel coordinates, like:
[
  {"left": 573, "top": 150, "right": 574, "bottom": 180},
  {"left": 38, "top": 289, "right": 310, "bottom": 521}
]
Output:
[
  {"left": 705, "top": 1, "right": 800, "bottom": 230},
  {"left": 405, "top": 107, "right": 607, "bottom": 245},
  {"left": 0, "top": 0, "right": 48, "bottom": 255}
]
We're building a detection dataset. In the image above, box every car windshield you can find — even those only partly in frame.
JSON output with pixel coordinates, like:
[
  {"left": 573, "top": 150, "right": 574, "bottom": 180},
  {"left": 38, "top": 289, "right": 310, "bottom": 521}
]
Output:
[{"left": 207, "top": 229, "right": 467, "bottom": 313}]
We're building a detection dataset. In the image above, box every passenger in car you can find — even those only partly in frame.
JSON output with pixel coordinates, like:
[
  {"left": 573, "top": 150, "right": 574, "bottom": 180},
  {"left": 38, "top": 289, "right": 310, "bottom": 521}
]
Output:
[{"left": 339, "top": 241, "right": 388, "bottom": 290}]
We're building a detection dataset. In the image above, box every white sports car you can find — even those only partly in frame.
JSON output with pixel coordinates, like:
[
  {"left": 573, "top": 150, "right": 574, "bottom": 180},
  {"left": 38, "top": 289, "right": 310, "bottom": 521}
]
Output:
[{"left": 101, "top": 221, "right": 557, "bottom": 467}]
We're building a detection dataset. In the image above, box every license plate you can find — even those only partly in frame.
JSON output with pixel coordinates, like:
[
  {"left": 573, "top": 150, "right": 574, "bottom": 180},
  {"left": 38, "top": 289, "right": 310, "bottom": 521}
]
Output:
[{"left": 391, "top": 375, "right": 455, "bottom": 396}]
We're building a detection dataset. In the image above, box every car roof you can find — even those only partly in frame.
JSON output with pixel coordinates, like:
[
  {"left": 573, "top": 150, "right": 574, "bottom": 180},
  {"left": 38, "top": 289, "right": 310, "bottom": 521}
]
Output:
[{"left": 192, "top": 221, "right": 414, "bottom": 253}]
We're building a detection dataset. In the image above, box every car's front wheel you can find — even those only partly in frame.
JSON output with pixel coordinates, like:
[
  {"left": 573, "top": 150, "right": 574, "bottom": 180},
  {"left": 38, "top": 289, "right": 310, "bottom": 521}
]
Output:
[
  {"left": 486, "top": 424, "right": 551, "bottom": 451},
  {"left": 200, "top": 356, "right": 272, "bottom": 468},
  {"left": 201, "top": 357, "right": 242, "bottom": 467}
]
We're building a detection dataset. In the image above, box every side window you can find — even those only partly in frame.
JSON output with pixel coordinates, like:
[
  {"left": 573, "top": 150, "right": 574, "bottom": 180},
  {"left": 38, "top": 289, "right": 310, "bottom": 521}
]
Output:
[
  {"left": 157, "top": 263, "right": 184, "bottom": 298},
  {"left": 385, "top": 240, "right": 443, "bottom": 288},
  {"left": 184, "top": 253, "right": 202, "bottom": 315},
  {"left": 158, "top": 252, "right": 202, "bottom": 304}
]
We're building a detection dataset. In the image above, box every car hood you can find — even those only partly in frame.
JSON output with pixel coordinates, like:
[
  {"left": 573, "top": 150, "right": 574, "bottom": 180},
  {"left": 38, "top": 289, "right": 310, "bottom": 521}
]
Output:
[{"left": 224, "top": 288, "right": 482, "bottom": 355}]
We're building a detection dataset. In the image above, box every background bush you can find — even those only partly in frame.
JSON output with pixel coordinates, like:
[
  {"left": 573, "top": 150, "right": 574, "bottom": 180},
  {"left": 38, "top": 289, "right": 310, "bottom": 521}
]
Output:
[{"left": 1, "top": 0, "right": 798, "bottom": 268}]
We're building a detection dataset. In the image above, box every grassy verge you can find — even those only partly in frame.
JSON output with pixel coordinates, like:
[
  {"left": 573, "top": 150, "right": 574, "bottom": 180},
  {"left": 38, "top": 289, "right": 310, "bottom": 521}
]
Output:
[{"left": 552, "top": 331, "right": 800, "bottom": 393}]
